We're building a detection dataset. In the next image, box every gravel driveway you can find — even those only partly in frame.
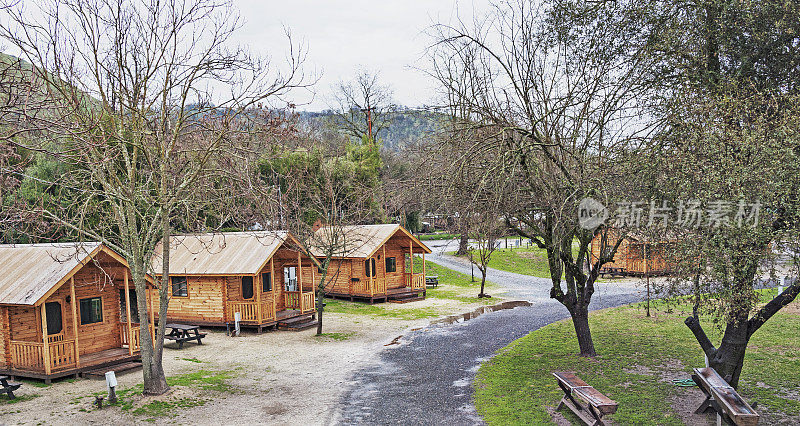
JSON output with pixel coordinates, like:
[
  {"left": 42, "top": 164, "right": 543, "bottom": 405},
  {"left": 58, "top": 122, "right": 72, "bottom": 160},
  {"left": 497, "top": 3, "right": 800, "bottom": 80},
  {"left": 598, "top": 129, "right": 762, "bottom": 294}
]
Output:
[{"left": 336, "top": 239, "right": 644, "bottom": 425}]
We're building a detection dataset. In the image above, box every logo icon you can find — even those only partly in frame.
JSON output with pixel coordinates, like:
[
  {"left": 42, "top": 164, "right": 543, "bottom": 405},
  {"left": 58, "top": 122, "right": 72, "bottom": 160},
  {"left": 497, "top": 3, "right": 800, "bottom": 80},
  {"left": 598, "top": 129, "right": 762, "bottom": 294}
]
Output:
[{"left": 578, "top": 197, "right": 607, "bottom": 230}]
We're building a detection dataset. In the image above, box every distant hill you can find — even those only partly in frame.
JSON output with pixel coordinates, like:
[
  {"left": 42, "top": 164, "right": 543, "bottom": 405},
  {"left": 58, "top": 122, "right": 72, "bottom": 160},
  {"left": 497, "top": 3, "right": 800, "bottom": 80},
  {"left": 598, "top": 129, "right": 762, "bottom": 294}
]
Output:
[{"left": 295, "top": 108, "right": 447, "bottom": 151}]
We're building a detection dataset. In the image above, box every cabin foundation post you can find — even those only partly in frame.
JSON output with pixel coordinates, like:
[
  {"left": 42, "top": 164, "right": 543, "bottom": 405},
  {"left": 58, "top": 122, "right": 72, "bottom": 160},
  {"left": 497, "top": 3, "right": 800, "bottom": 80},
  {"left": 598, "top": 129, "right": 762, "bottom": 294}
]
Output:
[
  {"left": 40, "top": 303, "right": 51, "bottom": 376},
  {"left": 124, "top": 273, "right": 134, "bottom": 355},
  {"left": 69, "top": 277, "right": 80, "bottom": 367}
]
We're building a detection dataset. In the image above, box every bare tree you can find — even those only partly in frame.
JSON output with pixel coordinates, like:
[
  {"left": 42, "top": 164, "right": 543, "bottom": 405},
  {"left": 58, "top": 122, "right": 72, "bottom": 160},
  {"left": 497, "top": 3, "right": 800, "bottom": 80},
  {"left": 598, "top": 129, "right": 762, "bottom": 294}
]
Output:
[
  {"left": 427, "top": 0, "right": 653, "bottom": 356},
  {"left": 251, "top": 134, "right": 376, "bottom": 335},
  {"left": 330, "top": 69, "right": 395, "bottom": 142},
  {"left": 0, "top": 0, "right": 308, "bottom": 394}
]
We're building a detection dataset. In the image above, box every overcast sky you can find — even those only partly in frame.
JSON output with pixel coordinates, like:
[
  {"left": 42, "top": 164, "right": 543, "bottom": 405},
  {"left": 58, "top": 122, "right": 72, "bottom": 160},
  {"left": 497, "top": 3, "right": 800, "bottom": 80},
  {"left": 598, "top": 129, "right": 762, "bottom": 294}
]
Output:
[{"left": 234, "top": 1, "right": 488, "bottom": 111}]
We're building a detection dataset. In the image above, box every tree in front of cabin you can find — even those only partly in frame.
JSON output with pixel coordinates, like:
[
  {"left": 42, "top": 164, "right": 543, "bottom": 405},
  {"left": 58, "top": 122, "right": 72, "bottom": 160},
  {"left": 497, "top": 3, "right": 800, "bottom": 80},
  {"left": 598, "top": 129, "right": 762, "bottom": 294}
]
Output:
[
  {"left": 255, "top": 138, "right": 378, "bottom": 335},
  {"left": 636, "top": 0, "right": 800, "bottom": 388},
  {"left": 0, "top": 0, "right": 308, "bottom": 395}
]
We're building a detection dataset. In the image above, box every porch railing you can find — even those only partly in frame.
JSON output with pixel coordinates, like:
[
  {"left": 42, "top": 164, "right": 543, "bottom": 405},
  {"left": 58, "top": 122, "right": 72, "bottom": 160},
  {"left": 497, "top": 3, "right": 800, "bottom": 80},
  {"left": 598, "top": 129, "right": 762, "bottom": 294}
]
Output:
[
  {"left": 405, "top": 273, "right": 425, "bottom": 290},
  {"left": 120, "top": 324, "right": 142, "bottom": 352},
  {"left": 226, "top": 300, "right": 275, "bottom": 323},
  {"left": 10, "top": 339, "right": 78, "bottom": 372},
  {"left": 284, "top": 291, "right": 315, "bottom": 313}
]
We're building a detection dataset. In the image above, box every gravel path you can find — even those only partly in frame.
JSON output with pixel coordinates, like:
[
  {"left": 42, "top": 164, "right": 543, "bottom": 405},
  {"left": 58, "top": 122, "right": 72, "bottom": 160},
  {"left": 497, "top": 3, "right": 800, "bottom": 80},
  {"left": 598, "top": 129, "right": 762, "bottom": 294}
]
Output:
[{"left": 336, "top": 239, "right": 644, "bottom": 425}]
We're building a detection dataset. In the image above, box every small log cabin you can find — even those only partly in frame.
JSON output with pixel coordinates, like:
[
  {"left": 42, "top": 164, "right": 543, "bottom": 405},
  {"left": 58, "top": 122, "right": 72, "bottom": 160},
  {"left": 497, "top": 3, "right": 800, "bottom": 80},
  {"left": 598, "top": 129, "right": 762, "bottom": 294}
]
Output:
[
  {"left": 314, "top": 224, "right": 432, "bottom": 303},
  {"left": 0, "top": 243, "right": 155, "bottom": 382},
  {"left": 150, "top": 231, "right": 316, "bottom": 332},
  {"left": 590, "top": 228, "right": 675, "bottom": 276}
]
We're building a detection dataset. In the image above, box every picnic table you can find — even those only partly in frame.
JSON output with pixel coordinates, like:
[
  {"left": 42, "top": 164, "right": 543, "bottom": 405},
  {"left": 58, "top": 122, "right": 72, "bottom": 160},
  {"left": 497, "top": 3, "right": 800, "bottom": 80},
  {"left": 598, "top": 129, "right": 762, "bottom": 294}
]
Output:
[
  {"left": 164, "top": 323, "right": 206, "bottom": 349},
  {"left": 426, "top": 275, "right": 439, "bottom": 288},
  {"left": 0, "top": 375, "right": 21, "bottom": 399},
  {"left": 692, "top": 367, "right": 759, "bottom": 426},
  {"left": 553, "top": 371, "right": 618, "bottom": 426},
  {"left": 599, "top": 267, "right": 626, "bottom": 278}
]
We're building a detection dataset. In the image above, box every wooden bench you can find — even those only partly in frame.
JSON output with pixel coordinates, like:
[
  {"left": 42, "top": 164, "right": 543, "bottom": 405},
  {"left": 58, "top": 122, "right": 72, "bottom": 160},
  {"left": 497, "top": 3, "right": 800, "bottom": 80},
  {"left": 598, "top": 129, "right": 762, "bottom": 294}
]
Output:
[
  {"left": 599, "top": 267, "right": 626, "bottom": 278},
  {"left": 164, "top": 323, "right": 206, "bottom": 349},
  {"left": 0, "top": 375, "right": 22, "bottom": 399},
  {"left": 553, "top": 372, "right": 618, "bottom": 426},
  {"left": 426, "top": 276, "right": 439, "bottom": 288},
  {"left": 692, "top": 367, "right": 759, "bottom": 426}
]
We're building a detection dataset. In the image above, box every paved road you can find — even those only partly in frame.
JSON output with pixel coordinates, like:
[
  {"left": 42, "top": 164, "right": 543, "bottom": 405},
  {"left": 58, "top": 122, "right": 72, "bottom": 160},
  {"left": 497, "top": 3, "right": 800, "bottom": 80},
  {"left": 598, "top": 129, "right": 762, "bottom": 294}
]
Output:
[{"left": 337, "top": 240, "right": 643, "bottom": 425}]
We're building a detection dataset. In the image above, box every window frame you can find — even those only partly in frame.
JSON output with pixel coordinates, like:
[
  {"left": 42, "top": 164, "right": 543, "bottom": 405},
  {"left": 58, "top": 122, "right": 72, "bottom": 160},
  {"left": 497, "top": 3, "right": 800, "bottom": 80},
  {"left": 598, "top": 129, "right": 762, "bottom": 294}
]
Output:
[
  {"left": 171, "top": 276, "right": 189, "bottom": 297},
  {"left": 79, "top": 297, "right": 104, "bottom": 326},
  {"left": 262, "top": 272, "right": 272, "bottom": 292},
  {"left": 385, "top": 257, "right": 397, "bottom": 273},
  {"left": 364, "top": 258, "right": 377, "bottom": 277}
]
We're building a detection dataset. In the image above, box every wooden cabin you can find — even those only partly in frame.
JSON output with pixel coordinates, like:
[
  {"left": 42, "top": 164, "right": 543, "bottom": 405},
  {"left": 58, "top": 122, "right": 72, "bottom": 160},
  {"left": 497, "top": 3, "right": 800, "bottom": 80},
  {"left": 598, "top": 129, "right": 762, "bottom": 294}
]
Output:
[
  {"left": 150, "top": 231, "right": 316, "bottom": 332},
  {"left": 314, "top": 224, "right": 432, "bottom": 303},
  {"left": 0, "top": 243, "right": 154, "bottom": 382},
  {"left": 590, "top": 228, "right": 675, "bottom": 276}
]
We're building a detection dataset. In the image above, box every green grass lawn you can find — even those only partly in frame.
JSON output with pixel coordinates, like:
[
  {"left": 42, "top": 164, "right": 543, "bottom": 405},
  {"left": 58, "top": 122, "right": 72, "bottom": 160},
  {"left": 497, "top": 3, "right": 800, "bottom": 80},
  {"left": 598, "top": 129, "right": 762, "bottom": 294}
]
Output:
[
  {"left": 473, "top": 289, "right": 800, "bottom": 425},
  {"left": 323, "top": 260, "right": 499, "bottom": 320},
  {"left": 452, "top": 241, "right": 580, "bottom": 279}
]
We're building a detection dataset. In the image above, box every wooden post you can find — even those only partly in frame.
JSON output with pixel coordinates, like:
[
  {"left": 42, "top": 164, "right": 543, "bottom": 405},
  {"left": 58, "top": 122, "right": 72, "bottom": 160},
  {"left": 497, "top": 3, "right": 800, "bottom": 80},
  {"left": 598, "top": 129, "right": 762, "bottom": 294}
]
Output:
[
  {"left": 3, "top": 307, "right": 12, "bottom": 369},
  {"left": 40, "top": 303, "right": 51, "bottom": 375},
  {"left": 271, "top": 258, "right": 276, "bottom": 319},
  {"left": 423, "top": 251, "right": 426, "bottom": 282},
  {"left": 370, "top": 257, "right": 375, "bottom": 297},
  {"left": 382, "top": 246, "right": 386, "bottom": 294},
  {"left": 148, "top": 287, "right": 155, "bottom": 346},
  {"left": 410, "top": 241, "right": 414, "bottom": 287},
  {"left": 70, "top": 277, "right": 80, "bottom": 367},
  {"left": 124, "top": 273, "right": 134, "bottom": 355},
  {"left": 297, "top": 252, "right": 302, "bottom": 311},
  {"left": 256, "top": 274, "right": 262, "bottom": 323}
]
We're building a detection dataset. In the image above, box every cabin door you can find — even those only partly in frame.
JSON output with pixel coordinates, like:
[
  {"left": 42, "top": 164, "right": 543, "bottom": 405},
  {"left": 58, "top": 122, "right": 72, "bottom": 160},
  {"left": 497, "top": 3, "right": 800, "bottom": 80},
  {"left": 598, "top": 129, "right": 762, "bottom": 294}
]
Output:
[
  {"left": 284, "top": 267, "right": 297, "bottom": 291},
  {"left": 45, "top": 301, "right": 63, "bottom": 337},
  {"left": 119, "top": 289, "right": 140, "bottom": 323}
]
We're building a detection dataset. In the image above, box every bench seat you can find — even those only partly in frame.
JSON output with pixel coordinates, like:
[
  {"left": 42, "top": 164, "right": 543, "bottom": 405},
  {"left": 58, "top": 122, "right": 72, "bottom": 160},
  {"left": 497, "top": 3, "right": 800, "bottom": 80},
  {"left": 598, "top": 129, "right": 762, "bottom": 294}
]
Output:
[{"left": 553, "top": 372, "right": 618, "bottom": 425}]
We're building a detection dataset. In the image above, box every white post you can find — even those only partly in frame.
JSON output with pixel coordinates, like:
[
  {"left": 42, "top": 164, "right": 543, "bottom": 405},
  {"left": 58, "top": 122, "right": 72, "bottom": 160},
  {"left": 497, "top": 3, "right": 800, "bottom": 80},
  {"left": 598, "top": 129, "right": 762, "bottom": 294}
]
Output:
[
  {"left": 105, "top": 371, "right": 118, "bottom": 404},
  {"left": 234, "top": 312, "right": 241, "bottom": 337}
]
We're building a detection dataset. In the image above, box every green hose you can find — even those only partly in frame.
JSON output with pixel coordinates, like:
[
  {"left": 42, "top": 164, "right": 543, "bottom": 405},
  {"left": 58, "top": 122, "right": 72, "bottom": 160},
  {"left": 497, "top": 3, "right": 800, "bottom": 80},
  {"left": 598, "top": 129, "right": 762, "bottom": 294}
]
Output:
[{"left": 673, "top": 378, "right": 696, "bottom": 387}]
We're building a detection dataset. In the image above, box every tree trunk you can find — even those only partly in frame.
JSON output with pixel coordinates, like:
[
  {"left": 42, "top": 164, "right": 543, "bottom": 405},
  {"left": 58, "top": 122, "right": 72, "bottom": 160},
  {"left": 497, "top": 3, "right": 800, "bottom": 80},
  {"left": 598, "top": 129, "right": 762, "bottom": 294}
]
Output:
[
  {"left": 143, "top": 209, "right": 170, "bottom": 396},
  {"left": 456, "top": 232, "right": 469, "bottom": 255},
  {"left": 316, "top": 289, "right": 325, "bottom": 335},
  {"left": 570, "top": 306, "right": 596, "bottom": 357},
  {"left": 478, "top": 269, "right": 488, "bottom": 297}
]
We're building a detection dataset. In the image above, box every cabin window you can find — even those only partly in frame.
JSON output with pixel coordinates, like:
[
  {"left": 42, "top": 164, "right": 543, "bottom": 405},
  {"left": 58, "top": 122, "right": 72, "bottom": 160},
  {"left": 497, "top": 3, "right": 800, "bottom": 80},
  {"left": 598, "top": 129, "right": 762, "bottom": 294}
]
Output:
[
  {"left": 171, "top": 276, "right": 188, "bottom": 297},
  {"left": 79, "top": 297, "right": 103, "bottom": 325},
  {"left": 262, "top": 272, "right": 272, "bottom": 292},
  {"left": 242, "top": 276, "right": 254, "bottom": 299},
  {"left": 45, "top": 301, "right": 63, "bottom": 335},
  {"left": 365, "top": 258, "right": 377, "bottom": 277},
  {"left": 385, "top": 257, "right": 397, "bottom": 273}
]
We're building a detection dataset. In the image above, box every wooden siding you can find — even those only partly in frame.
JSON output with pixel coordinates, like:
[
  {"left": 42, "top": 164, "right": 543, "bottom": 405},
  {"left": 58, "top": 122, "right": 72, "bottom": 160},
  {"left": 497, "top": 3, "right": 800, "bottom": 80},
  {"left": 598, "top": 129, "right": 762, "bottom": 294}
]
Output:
[
  {"left": 324, "top": 232, "right": 423, "bottom": 296},
  {"left": 150, "top": 245, "right": 314, "bottom": 325},
  {"left": 590, "top": 231, "right": 674, "bottom": 275}
]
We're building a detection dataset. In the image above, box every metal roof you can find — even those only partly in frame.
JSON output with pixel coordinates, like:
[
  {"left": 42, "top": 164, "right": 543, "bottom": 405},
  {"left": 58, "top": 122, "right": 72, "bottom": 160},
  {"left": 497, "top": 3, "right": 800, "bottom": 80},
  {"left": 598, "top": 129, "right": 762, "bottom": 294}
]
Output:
[
  {"left": 0, "top": 242, "right": 102, "bottom": 305},
  {"left": 311, "top": 224, "right": 431, "bottom": 258},
  {"left": 152, "top": 231, "right": 290, "bottom": 276}
]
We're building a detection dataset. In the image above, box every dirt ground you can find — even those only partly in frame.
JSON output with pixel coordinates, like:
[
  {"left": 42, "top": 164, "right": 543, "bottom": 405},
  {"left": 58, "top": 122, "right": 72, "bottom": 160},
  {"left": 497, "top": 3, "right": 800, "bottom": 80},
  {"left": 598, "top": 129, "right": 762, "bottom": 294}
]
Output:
[{"left": 0, "top": 292, "right": 502, "bottom": 425}]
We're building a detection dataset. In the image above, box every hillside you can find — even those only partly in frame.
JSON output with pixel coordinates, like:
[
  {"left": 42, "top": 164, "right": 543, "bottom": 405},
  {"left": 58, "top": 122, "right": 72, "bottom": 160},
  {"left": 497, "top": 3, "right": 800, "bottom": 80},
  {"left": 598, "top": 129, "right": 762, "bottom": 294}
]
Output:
[{"left": 296, "top": 108, "right": 446, "bottom": 151}]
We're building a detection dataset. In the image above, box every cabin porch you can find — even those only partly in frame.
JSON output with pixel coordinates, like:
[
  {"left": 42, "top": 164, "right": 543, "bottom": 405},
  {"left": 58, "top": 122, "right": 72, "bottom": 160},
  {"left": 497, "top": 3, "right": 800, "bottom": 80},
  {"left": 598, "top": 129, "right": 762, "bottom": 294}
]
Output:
[{"left": 225, "top": 290, "right": 316, "bottom": 325}]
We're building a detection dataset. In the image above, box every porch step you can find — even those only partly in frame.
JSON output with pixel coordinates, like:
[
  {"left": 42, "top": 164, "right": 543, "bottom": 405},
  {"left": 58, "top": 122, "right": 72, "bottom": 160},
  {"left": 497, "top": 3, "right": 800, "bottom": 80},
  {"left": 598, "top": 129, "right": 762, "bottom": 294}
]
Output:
[
  {"left": 277, "top": 314, "right": 317, "bottom": 331},
  {"left": 81, "top": 361, "right": 142, "bottom": 379},
  {"left": 388, "top": 295, "right": 425, "bottom": 304}
]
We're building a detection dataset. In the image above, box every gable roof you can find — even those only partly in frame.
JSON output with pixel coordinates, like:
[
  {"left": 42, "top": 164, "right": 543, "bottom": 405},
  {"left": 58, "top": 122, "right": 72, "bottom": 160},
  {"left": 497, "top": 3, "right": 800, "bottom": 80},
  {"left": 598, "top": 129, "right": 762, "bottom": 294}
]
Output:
[
  {"left": 0, "top": 242, "right": 104, "bottom": 306},
  {"left": 311, "top": 224, "right": 431, "bottom": 259},
  {"left": 152, "top": 231, "right": 291, "bottom": 276}
]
